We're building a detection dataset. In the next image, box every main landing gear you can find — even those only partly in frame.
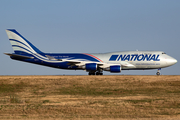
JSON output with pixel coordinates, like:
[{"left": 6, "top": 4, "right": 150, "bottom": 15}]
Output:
[
  {"left": 156, "top": 68, "right": 161, "bottom": 75},
  {"left": 96, "top": 72, "right": 103, "bottom": 75},
  {"left": 88, "top": 71, "right": 103, "bottom": 75},
  {"left": 88, "top": 72, "right": 95, "bottom": 75}
]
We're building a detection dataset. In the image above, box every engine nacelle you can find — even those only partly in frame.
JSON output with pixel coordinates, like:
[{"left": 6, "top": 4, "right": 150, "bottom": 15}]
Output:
[
  {"left": 85, "top": 63, "right": 97, "bottom": 71},
  {"left": 110, "top": 65, "right": 121, "bottom": 73}
]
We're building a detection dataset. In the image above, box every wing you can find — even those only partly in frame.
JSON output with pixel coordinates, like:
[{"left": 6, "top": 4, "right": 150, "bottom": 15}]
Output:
[
  {"left": 120, "top": 61, "right": 135, "bottom": 67},
  {"left": 45, "top": 55, "right": 135, "bottom": 70},
  {"left": 98, "top": 62, "right": 134, "bottom": 69}
]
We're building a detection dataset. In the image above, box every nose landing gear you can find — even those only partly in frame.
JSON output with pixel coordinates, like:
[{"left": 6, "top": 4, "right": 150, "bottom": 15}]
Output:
[{"left": 156, "top": 68, "right": 161, "bottom": 75}]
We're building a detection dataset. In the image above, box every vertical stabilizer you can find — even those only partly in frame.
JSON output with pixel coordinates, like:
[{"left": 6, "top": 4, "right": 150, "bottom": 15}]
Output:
[{"left": 6, "top": 29, "right": 43, "bottom": 54}]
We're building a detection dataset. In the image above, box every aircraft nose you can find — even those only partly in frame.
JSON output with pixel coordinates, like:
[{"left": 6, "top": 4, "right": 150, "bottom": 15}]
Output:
[
  {"left": 173, "top": 59, "right": 178, "bottom": 64},
  {"left": 166, "top": 57, "right": 177, "bottom": 65}
]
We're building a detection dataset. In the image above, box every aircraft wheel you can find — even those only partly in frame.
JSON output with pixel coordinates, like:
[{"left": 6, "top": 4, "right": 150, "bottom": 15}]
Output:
[
  {"left": 96, "top": 72, "right": 100, "bottom": 75},
  {"left": 156, "top": 72, "right": 160, "bottom": 76},
  {"left": 89, "top": 72, "right": 95, "bottom": 75}
]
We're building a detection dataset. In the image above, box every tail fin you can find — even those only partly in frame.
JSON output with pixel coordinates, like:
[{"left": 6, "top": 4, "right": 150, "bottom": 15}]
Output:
[{"left": 6, "top": 29, "right": 43, "bottom": 54}]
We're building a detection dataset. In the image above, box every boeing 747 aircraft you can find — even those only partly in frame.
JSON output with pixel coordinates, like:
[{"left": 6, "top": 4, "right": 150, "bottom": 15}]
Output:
[{"left": 4, "top": 29, "right": 177, "bottom": 75}]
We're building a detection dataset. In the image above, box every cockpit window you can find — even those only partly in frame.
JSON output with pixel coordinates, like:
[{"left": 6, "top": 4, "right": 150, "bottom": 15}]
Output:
[{"left": 162, "top": 52, "right": 166, "bottom": 54}]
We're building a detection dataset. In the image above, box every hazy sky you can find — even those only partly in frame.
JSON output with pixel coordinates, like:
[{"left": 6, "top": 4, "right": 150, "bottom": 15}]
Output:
[{"left": 0, "top": 0, "right": 179, "bottom": 75}]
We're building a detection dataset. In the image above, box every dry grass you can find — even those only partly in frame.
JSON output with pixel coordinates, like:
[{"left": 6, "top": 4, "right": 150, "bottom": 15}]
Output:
[{"left": 0, "top": 75, "right": 180, "bottom": 119}]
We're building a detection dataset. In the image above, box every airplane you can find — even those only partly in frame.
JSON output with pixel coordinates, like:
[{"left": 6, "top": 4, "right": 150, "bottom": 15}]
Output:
[{"left": 4, "top": 29, "right": 177, "bottom": 75}]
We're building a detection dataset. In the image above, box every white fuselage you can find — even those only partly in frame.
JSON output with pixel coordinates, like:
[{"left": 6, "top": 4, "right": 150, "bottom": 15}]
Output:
[{"left": 92, "top": 51, "right": 177, "bottom": 70}]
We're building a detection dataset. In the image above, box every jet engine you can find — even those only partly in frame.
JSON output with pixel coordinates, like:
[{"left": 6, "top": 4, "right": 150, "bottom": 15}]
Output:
[
  {"left": 110, "top": 65, "right": 121, "bottom": 72},
  {"left": 104, "top": 65, "right": 121, "bottom": 73},
  {"left": 85, "top": 63, "right": 97, "bottom": 71}
]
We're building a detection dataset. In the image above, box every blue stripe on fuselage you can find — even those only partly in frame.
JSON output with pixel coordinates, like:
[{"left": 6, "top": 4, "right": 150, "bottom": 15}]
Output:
[{"left": 11, "top": 53, "right": 100, "bottom": 69}]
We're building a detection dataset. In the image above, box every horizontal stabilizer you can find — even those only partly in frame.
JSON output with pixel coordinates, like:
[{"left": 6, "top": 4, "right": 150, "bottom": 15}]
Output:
[{"left": 4, "top": 53, "right": 34, "bottom": 59}]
